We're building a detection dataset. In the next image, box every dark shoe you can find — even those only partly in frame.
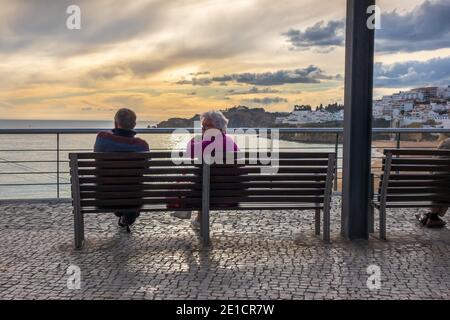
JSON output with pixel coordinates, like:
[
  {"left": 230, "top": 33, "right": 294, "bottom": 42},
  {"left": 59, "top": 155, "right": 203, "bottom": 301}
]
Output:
[
  {"left": 415, "top": 213, "right": 430, "bottom": 226},
  {"left": 118, "top": 216, "right": 126, "bottom": 227},
  {"left": 426, "top": 214, "right": 446, "bottom": 228},
  {"left": 118, "top": 217, "right": 131, "bottom": 233}
]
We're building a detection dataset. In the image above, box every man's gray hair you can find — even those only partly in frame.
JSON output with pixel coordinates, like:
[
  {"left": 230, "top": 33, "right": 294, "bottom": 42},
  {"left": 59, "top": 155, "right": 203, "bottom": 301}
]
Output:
[
  {"left": 201, "top": 110, "right": 229, "bottom": 133},
  {"left": 114, "top": 108, "right": 137, "bottom": 130}
]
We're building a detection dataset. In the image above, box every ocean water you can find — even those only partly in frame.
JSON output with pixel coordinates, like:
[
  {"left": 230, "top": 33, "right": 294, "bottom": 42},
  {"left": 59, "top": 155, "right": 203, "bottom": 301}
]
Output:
[{"left": 0, "top": 120, "right": 339, "bottom": 199}]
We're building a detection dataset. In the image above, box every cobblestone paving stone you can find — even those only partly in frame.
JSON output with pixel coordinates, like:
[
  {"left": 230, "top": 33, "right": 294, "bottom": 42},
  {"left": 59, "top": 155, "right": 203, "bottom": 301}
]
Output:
[{"left": 0, "top": 198, "right": 449, "bottom": 300}]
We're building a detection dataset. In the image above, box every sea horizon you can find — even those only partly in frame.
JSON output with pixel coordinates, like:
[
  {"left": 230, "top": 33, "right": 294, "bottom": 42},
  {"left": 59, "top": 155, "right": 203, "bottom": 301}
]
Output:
[{"left": 0, "top": 119, "right": 157, "bottom": 129}]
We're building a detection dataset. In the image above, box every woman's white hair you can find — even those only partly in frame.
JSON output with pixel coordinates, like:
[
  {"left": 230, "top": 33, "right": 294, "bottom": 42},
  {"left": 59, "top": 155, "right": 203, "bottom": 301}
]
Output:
[{"left": 201, "top": 110, "right": 229, "bottom": 132}]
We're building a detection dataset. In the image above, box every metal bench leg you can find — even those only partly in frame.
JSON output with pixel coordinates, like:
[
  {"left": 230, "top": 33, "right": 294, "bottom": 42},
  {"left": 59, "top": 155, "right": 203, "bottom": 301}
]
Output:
[
  {"left": 197, "top": 211, "right": 202, "bottom": 238},
  {"left": 201, "top": 207, "right": 210, "bottom": 246},
  {"left": 201, "top": 163, "right": 210, "bottom": 246},
  {"left": 315, "top": 208, "right": 321, "bottom": 236},
  {"left": 368, "top": 174, "right": 375, "bottom": 234},
  {"left": 323, "top": 207, "right": 330, "bottom": 242},
  {"left": 368, "top": 203, "right": 375, "bottom": 234},
  {"left": 379, "top": 207, "right": 386, "bottom": 240},
  {"left": 74, "top": 208, "right": 84, "bottom": 249}
]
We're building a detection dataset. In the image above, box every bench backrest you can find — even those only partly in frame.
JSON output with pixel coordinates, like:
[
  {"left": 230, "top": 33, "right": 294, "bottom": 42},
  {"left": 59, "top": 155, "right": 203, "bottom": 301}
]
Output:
[
  {"left": 209, "top": 152, "right": 336, "bottom": 210},
  {"left": 70, "top": 151, "right": 337, "bottom": 213},
  {"left": 378, "top": 149, "right": 450, "bottom": 206},
  {"left": 69, "top": 152, "right": 202, "bottom": 213}
]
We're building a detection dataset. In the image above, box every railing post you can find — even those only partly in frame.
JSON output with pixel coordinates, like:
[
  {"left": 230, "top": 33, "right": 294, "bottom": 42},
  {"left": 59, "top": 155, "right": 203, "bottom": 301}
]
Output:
[
  {"left": 56, "top": 133, "right": 60, "bottom": 199},
  {"left": 69, "top": 153, "right": 84, "bottom": 249},
  {"left": 334, "top": 132, "right": 339, "bottom": 192},
  {"left": 396, "top": 133, "right": 401, "bottom": 149}
]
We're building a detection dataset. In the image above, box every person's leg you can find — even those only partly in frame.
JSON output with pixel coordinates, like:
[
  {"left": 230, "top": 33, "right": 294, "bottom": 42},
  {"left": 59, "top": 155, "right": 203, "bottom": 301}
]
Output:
[
  {"left": 116, "top": 212, "right": 127, "bottom": 228},
  {"left": 122, "top": 211, "right": 140, "bottom": 226}
]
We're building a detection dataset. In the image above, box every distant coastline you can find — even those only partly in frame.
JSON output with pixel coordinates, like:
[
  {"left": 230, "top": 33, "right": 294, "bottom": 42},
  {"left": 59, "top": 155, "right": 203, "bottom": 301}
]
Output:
[
  {"left": 155, "top": 105, "right": 443, "bottom": 144},
  {"left": 156, "top": 106, "right": 352, "bottom": 144}
]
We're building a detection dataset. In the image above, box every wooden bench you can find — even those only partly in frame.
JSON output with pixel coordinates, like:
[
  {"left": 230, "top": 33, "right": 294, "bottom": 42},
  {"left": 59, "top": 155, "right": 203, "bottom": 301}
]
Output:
[
  {"left": 370, "top": 148, "right": 450, "bottom": 239},
  {"left": 69, "top": 152, "right": 202, "bottom": 249},
  {"left": 206, "top": 152, "right": 336, "bottom": 243},
  {"left": 69, "top": 151, "right": 336, "bottom": 249}
]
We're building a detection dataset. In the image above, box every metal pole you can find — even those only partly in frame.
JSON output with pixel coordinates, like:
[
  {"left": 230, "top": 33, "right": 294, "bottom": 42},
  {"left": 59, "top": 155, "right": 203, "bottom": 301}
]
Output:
[{"left": 341, "top": 0, "right": 375, "bottom": 239}]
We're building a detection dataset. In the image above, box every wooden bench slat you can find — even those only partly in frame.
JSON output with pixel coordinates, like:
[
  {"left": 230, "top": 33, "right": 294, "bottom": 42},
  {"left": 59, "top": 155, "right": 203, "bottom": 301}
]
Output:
[
  {"left": 373, "top": 201, "right": 450, "bottom": 209},
  {"left": 386, "top": 187, "right": 450, "bottom": 194},
  {"left": 75, "top": 152, "right": 170, "bottom": 159},
  {"left": 211, "top": 174, "right": 328, "bottom": 182},
  {"left": 77, "top": 160, "right": 149, "bottom": 168},
  {"left": 210, "top": 196, "right": 325, "bottom": 203},
  {"left": 77, "top": 160, "right": 197, "bottom": 168},
  {"left": 389, "top": 158, "right": 450, "bottom": 165},
  {"left": 80, "top": 183, "right": 201, "bottom": 192},
  {"left": 208, "top": 181, "right": 326, "bottom": 189},
  {"left": 80, "top": 190, "right": 202, "bottom": 199},
  {"left": 209, "top": 159, "right": 330, "bottom": 166},
  {"left": 210, "top": 204, "right": 324, "bottom": 210},
  {"left": 207, "top": 152, "right": 332, "bottom": 159},
  {"left": 210, "top": 167, "right": 328, "bottom": 175},
  {"left": 384, "top": 149, "right": 450, "bottom": 156},
  {"left": 225, "top": 159, "right": 330, "bottom": 166},
  {"left": 210, "top": 189, "right": 324, "bottom": 197},
  {"left": 385, "top": 165, "right": 450, "bottom": 172},
  {"left": 77, "top": 168, "right": 201, "bottom": 176},
  {"left": 81, "top": 198, "right": 202, "bottom": 206},
  {"left": 385, "top": 194, "right": 450, "bottom": 202},
  {"left": 387, "top": 180, "right": 450, "bottom": 188},
  {"left": 79, "top": 176, "right": 201, "bottom": 184},
  {"left": 82, "top": 205, "right": 201, "bottom": 213},
  {"left": 381, "top": 174, "right": 450, "bottom": 181}
]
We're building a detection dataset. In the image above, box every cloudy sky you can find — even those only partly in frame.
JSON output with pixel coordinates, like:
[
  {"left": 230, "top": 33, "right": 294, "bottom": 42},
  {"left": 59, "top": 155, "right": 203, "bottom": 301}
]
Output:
[{"left": 0, "top": 0, "right": 449, "bottom": 121}]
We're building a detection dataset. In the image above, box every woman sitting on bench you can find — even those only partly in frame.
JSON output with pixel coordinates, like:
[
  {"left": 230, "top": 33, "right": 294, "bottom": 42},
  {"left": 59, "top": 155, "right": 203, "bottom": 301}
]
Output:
[{"left": 171, "top": 110, "right": 239, "bottom": 228}]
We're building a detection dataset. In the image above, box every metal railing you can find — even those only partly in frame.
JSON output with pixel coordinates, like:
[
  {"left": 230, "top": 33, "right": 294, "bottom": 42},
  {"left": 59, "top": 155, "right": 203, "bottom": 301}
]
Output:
[{"left": 0, "top": 127, "right": 449, "bottom": 200}]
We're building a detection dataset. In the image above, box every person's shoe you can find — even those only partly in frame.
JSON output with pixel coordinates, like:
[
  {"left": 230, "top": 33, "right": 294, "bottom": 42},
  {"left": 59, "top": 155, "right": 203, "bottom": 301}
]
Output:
[
  {"left": 171, "top": 211, "right": 192, "bottom": 219},
  {"left": 118, "top": 217, "right": 126, "bottom": 227},
  {"left": 426, "top": 214, "right": 446, "bottom": 228},
  {"left": 191, "top": 219, "right": 200, "bottom": 230},
  {"left": 118, "top": 217, "right": 131, "bottom": 233},
  {"left": 415, "top": 213, "right": 430, "bottom": 226}
]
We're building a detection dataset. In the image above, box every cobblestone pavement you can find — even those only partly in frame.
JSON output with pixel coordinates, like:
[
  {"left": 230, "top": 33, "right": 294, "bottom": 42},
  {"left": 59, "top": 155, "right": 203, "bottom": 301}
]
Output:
[{"left": 0, "top": 197, "right": 449, "bottom": 300}]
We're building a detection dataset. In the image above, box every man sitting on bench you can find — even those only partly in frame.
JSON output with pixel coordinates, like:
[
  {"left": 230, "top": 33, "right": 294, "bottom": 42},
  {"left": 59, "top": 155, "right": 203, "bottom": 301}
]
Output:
[
  {"left": 416, "top": 133, "right": 450, "bottom": 228},
  {"left": 93, "top": 108, "right": 150, "bottom": 231}
]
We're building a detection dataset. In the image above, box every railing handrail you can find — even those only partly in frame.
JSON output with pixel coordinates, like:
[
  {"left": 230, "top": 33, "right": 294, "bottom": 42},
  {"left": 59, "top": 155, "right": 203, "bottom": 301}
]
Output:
[
  {"left": 1, "top": 127, "right": 450, "bottom": 200},
  {"left": 0, "top": 127, "right": 450, "bottom": 134}
]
